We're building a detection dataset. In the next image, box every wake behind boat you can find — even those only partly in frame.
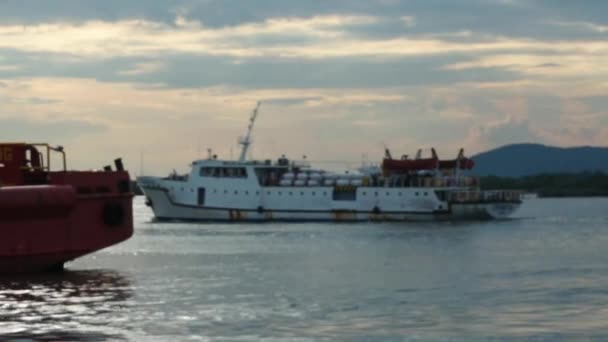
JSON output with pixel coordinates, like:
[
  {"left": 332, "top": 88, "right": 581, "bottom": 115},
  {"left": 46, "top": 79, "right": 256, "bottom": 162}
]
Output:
[{"left": 138, "top": 103, "right": 521, "bottom": 222}]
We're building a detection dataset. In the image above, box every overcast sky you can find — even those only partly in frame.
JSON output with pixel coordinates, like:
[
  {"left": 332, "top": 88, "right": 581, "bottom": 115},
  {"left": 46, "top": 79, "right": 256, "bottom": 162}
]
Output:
[{"left": 1, "top": 0, "right": 607, "bottom": 175}]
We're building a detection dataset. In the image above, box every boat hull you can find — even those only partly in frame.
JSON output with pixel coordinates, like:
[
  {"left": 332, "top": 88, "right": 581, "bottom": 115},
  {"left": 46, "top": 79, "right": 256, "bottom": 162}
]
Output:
[
  {"left": 0, "top": 184, "right": 134, "bottom": 274},
  {"left": 143, "top": 186, "right": 520, "bottom": 222}
]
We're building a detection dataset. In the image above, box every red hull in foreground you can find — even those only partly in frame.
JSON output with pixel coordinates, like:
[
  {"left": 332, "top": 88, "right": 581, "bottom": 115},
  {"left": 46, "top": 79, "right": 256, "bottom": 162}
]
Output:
[{"left": 0, "top": 143, "right": 133, "bottom": 273}]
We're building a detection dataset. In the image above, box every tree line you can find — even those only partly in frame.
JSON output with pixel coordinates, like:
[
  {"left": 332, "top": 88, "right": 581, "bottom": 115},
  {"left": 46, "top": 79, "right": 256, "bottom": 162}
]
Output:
[{"left": 480, "top": 172, "right": 608, "bottom": 197}]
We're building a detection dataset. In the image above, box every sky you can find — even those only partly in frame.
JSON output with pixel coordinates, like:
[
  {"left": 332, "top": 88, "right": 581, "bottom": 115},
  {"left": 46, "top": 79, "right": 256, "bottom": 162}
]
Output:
[{"left": 1, "top": 0, "right": 607, "bottom": 175}]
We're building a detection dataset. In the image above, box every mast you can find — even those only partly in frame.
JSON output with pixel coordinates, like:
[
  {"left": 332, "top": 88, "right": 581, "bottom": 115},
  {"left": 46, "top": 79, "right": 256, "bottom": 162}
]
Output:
[
  {"left": 238, "top": 101, "right": 261, "bottom": 162},
  {"left": 139, "top": 150, "right": 144, "bottom": 176}
]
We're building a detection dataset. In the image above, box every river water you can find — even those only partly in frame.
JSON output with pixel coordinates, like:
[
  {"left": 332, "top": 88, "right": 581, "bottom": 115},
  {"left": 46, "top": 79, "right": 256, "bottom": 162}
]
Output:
[{"left": 2, "top": 197, "right": 608, "bottom": 341}]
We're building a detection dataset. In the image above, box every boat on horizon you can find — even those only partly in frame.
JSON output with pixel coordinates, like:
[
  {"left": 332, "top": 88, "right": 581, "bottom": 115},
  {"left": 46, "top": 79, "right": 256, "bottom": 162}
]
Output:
[
  {"left": 138, "top": 103, "right": 522, "bottom": 222},
  {"left": 0, "top": 143, "right": 134, "bottom": 273}
]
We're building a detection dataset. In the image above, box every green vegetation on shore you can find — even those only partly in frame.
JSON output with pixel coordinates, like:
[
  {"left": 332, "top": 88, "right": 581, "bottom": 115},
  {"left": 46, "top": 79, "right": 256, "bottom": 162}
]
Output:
[{"left": 480, "top": 172, "right": 608, "bottom": 197}]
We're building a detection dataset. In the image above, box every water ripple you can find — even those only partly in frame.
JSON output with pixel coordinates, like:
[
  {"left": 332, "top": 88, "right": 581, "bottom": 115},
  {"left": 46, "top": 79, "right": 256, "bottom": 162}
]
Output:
[{"left": 2, "top": 197, "right": 608, "bottom": 340}]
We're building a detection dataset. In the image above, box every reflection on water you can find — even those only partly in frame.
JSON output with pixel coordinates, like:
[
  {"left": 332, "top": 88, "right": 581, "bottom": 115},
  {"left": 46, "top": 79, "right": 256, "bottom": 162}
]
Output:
[{"left": 0, "top": 270, "right": 132, "bottom": 341}]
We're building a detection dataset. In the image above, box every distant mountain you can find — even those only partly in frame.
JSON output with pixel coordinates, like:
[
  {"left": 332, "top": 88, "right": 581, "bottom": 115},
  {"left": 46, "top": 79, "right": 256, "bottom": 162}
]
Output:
[{"left": 471, "top": 143, "right": 608, "bottom": 177}]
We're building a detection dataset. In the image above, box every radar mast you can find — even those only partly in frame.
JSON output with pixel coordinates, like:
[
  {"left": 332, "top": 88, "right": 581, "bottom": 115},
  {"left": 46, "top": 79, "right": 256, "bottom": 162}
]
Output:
[{"left": 238, "top": 101, "right": 261, "bottom": 162}]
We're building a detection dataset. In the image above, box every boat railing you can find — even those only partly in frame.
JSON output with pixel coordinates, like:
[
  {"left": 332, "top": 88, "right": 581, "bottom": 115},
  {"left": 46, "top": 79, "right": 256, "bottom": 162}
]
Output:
[
  {"left": 291, "top": 160, "right": 311, "bottom": 169},
  {"left": 163, "top": 175, "right": 188, "bottom": 182},
  {"left": 23, "top": 143, "right": 67, "bottom": 172},
  {"left": 376, "top": 175, "right": 480, "bottom": 188},
  {"left": 448, "top": 190, "right": 522, "bottom": 203},
  {"left": 273, "top": 174, "right": 481, "bottom": 188},
  {"left": 410, "top": 176, "right": 479, "bottom": 188}
]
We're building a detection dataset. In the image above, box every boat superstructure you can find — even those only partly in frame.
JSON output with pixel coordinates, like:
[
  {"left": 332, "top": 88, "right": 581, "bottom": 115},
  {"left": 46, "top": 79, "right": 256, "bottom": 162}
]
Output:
[{"left": 138, "top": 104, "right": 521, "bottom": 222}]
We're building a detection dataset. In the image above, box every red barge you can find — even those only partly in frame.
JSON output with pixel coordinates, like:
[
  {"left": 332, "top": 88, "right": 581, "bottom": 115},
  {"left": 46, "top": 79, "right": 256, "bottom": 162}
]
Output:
[{"left": 0, "top": 143, "right": 133, "bottom": 273}]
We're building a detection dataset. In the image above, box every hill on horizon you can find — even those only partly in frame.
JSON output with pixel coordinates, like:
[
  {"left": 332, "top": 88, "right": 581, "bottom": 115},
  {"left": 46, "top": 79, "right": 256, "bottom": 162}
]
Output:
[{"left": 471, "top": 143, "right": 608, "bottom": 177}]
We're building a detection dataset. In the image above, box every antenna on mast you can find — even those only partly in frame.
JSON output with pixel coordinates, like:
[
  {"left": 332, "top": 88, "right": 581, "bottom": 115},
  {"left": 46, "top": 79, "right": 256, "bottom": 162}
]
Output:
[
  {"left": 238, "top": 101, "right": 261, "bottom": 162},
  {"left": 139, "top": 150, "right": 144, "bottom": 176}
]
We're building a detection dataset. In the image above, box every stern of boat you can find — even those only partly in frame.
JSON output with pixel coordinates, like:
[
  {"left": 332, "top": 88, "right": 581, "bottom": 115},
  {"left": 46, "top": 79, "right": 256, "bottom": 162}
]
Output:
[{"left": 447, "top": 190, "right": 522, "bottom": 219}]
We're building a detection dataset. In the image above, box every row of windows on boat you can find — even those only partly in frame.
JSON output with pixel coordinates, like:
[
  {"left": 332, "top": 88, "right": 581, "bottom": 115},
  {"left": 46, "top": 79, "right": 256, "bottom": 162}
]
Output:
[
  {"left": 199, "top": 167, "right": 248, "bottom": 178},
  {"left": 177, "top": 188, "right": 431, "bottom": 197},
  {"left": 196, "top": 167, "right": 477, "bottom": 189}
]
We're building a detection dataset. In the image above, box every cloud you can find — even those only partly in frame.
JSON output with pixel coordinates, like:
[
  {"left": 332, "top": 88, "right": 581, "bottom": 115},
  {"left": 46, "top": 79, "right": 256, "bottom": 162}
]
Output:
[
  {"left": 1, "top": 14, "right": 608, "bottom": 61},
  {"left": 535, "top": 63, "right": 561, "bottom": 68},
  {"left": 0, "top": 49, "right": 522, "bottom": 89},
  {"left": 473, "top": 118, "right": 541, "bottom": 148},
  {"left": 117, "top": 61, "right": 166, "bottom": 75},
  {"left": 2, "top": 0, "right": 607, "bottom": 42},
  {"left": 0, "top": 117, "right": 108, "bottom": 142},
  {"left": 443, "top": 53, "right": 608, "bottom": 79},
  {"left": 0, "top": 64, "right": 22, "bottom": 71},
  {"left": 20, "top": 97, "right": 60, "bottom": 105},
  {"left": 550, "top": 20, "right": 608, "bottom": 33},
  {"left": 400, "top": 16, "right": 415, "bottom": 27},
  {"left": 1, "top": 74, "right": 606, "bottom": 174},
  {"left": 1, "top": 1, "right": 607, "bottom": 174},
  {"left": 0, "top": 15, "right": 383, "bottom": 58},
  {"left": 262, "top": 96, "right": 323, "bottom": 106}
]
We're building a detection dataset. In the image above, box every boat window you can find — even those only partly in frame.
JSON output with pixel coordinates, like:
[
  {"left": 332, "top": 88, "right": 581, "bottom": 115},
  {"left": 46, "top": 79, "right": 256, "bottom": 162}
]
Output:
[
  {"left": 200, "top": 167, "right": 247, "bottom": 178},
  {"left": 200, "top": 167, "right": 219, "bottom": 177}
]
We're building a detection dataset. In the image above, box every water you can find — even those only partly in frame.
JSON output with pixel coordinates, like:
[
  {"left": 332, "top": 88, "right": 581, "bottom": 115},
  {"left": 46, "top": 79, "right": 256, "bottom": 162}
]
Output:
[{"left": 2, "top": 197, "right": 608, "bottom": 341}]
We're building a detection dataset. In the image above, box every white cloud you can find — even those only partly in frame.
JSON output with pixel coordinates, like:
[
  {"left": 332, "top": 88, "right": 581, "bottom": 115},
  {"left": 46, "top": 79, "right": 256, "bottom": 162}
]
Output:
[
  {"left": 443, "top": 53, "right": 608, "bottom": 79},
  {"left": 2, "top": 75, "right": 606, "bottom": 173},
  {"left": 550, "top": 20, "right": 608, "bottom": 33},
  {"left": 2, "top": 7, "right": 608, "bottom": 173},
  {"left": 1, "top": 15, "right": 608, "bottom": 61},
  {"left": 0, "top": 64, "right": 22, "bottom": 71},
  {"left": 0, "top": 15, "right": 380, "bottom": 58},
  {"left": 400, "top": 16, "right": 416, "bottom": 27},
  {"left": 117, "top": 61, "right": 166, "bottom": 75}
]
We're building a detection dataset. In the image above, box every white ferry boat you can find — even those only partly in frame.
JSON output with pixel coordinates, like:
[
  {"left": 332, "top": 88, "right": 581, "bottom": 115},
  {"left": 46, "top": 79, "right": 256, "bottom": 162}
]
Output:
[{"left": 138, "top": 103, "right": 522, "bottom": 222}]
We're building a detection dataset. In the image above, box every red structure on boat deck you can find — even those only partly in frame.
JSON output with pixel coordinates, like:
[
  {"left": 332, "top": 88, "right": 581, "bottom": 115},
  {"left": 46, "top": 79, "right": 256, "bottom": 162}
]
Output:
[
  {"left": 382, "top": 148, "right": 475, "bottom": 173},
  {"left": 0, "top": 143, "right": 133, "bottom": 273},
  {"left": 382, "top": 157, "right": 439, "bottom": 172}
]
